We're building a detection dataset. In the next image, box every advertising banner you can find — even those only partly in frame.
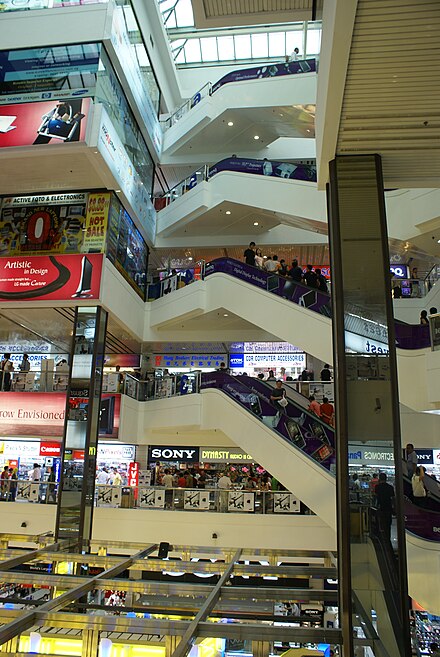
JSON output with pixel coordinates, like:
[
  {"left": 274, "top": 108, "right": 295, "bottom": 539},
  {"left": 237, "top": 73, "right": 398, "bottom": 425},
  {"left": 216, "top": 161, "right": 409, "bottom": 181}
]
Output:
[
  {"left": 0, "top": 46, "right": 100, "bottom": 97},
  {"left": 228, "top": 491, "right": 254, "bottom": 512},
  {"left": 0, "top": 98, "right": 91, "bottom": 147},
  {"left": 0, "top": 191, "right": 110, "bottom": 256},
  {"left": 110, "top": 6, "right": 162, "bottom": 155},
  {"left": 211, "top": 59, "right": 317, "bottom": 93},
  {"left": 97, "top": 106, "right": 156, "bottom": 244},
  {"left": 127, "top": 461, "right": 139, "bottom": 487},
  {"left": 273, "top": 492, "right": 300, "bottom": 513},
  {"left": 154, "top": 354, "right": 227, "bottom": 369},
  {"left": 208, "top": 157, "right": 316, "bottom": 182},
  {"left": 0, "top": 253, "right": 103, "bottom": 302},
  {"left": 0, "top": 392, "right": 120, "bottom": 437},
  {"left": 184, "top": 490, "right": 210, "bottom": 510},
  {"left": 148, "top": 446, "right": 200, "bottom": 464},
  {"left": 229, "top": 353, "right": 306, "bottom": 369},
  {"left": 139, "top": 488, "right": 165, "bottom": 508}
]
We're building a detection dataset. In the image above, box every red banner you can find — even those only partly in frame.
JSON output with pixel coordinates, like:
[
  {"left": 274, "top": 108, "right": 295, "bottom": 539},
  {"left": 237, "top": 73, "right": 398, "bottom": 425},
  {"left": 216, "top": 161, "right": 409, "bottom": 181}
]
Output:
[
  {"left": 128, "top": 461, "right": 139, "bottom": 487},
  {"left": 0, "top": 253, "right": 103, "bottom": 302},
  {"left": 0, "top": 98, "right": 90, "bottom": 148},
  {"left": 40, "top": 441, "right": 61, "bottom": 457}
]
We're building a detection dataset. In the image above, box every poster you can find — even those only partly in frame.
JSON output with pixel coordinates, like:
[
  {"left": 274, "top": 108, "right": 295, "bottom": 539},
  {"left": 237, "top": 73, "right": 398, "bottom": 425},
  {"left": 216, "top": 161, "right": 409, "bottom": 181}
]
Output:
[
  {"left": 211, "top": 59, "right": 317, "bottom": 93},
  {"left": 208, "top": 157, "right": 316, "bottom": 182},
  {"left": 228, "top": 491, "right": 255, "bottom": 512},
  {"left": 0, "top": 253, "right": 103, "bottom": 302},
  {"left": 0, "top": 98, "right": 91, "bottom": 147},
  {"left": 0, "top": 192, "right": 109, "bottom": 256},
  {"left": 0, "top": 45, "right": 100, "bottom": 98},
  {"left": 82, "top": 193, "right": 111, "bottom": 252}
]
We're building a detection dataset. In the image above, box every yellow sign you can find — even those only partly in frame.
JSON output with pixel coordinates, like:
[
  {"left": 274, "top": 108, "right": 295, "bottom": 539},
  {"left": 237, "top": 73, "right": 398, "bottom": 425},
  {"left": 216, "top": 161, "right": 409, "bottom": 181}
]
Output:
[{"left": 82, "top": 192, "right": 111, "bottom": 253}]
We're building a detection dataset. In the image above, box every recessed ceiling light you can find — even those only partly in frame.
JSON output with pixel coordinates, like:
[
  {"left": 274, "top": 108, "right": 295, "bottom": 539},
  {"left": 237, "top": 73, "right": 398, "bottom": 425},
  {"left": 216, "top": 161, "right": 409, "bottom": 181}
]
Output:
[
  {"left": 306, "top": 129, "right": 311, "bottom": 133},
  {"left": 279, "top": 113, "right": 284, "bottom": 117},
  {"left": 253, "top": 222, "right": 259, "bottom": 226},
  {"left": 437, "top": 239, "right": 440, "bottom": 244},
  {"left": 254, "top": 135, "right": 259, "bottom": 140},
  {"left": 225, "top": 210, "right": 231, "bottom": 215},
  {"left": 227, "top": 121, "right": 234, "bottom": 127},
  {"left": 188, "top": 257, "right": 193, "bottom": 261},
  {"left": 223, "top": 313, "right": 229, "bottom": 317},
  {"left": 182, "top": 347, "right": 186, "bottom": 350},
  {"left": 115, "top": 189, "right": 121, "bottom": 193}
]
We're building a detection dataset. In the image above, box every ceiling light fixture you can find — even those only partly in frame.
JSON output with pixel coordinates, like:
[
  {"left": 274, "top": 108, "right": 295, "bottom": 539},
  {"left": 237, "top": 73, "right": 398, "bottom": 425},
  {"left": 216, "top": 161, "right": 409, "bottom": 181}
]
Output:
[
  {"left": 223, "top": 313, "right": 229, "bottom": 317},
  {"left": 253, "top": 222, "right": 259, "bottom": 226},
  {"left": 254, "top": 135, "right": 259, "bottom": 140},
  {"left": 227, "top": 121, "right": 234, "bottom": 126},
  {"left": 225, "top": 210, "right": 231, "bottom": 215},
  {"left": 188, "top": 257, "right": 193, "bottom": 261}
]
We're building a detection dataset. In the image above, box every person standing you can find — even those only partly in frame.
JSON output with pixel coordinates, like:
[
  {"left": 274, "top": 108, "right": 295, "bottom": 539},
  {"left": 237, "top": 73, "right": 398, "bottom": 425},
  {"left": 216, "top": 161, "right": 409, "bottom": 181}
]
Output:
[
  {"left": 254, "top": 248, "right": 264, "bottom": 269},
  {"left": 405, "top": 443, "right": 418, "bottom": 478},
  {"left": 217, "top": 471, "right": 231, "bottom": 512},
  {"left": 29, "top": 463, "right": 41, "bottom": 482},
  {"left": 303, "top": 265, "right": 318, "bottom": 288},
  {"left": 320, "top": 397, "right": 334, "bottom": 425},
  {"left": 288, "top": 259, "right": 303, "bottom": 282},
  {"left": 1, "top": 466, "right": 9, "bottom": 499},
  {"left": 244, "top": 242, "right": 256, "bottom": 266},
  {"left": 0, "top": 353, "right": 14, "bottom": 391},
  {"left": 279, "top": 259, "right": 288, "bottom": 276},
  {"left": 308, "top": 395, "right": 321, "bottom": 417},
  {"left": 375, "top": 473, "right": 395, "bottom": 541},
  {"left": 47, "top": 466, "right": 56, "bottom": 503},
  {"left": 412, "top": 466, "right": 427, "bottom": 506},
  {"left": 420, "top": 310, "right": 429, "bottom": 325},
  {"left": 19, "top": 354, "right": 31, "bottom": 372},
  {"left": 315, "top": 268, "right": 329, "bottom": 293},
  {"left": 320, "top": 364, "right": 332, "bottom": 381},
  {"left": 265, "top": 255, "right": 281, "bottom": 273},
  {"left": 8, "top": 468, "right": 17, "bottom": 502},
  {"left": 270, "top": 380, "right": 287, "bottom": 411}
]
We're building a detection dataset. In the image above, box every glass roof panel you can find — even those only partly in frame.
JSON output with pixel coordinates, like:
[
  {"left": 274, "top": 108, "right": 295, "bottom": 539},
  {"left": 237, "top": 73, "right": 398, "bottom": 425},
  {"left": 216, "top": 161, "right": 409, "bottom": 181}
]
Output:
[
  {"left": 184, "top": 38, "right": 202, "bottom": 63},
  {"left": 217, "top": 36, "right": 235, "bottom": 61},
  {"left": 234, "top": 34, "right": 251, "bottom": 60},
  {"left": 200, "top": 37, "right": 218, "bottom": 62},
  {"left": 251, "top": 33, "right": 268, "bottom": 59},
  {"left": 268, "top": 31, "right": 286, "bottom": 57},
  {"left": 306, "top": 28, "right": 322, "bottom": 55},
  {"left": 285, "top": 30, "right": 304, "bottom": 58},
  {"left": 172, "top": 0, "right": 194, "bottom": 27}
]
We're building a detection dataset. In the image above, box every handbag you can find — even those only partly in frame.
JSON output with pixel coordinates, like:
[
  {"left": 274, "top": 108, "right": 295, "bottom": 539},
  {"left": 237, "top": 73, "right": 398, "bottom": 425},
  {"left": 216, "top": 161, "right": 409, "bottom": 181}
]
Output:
[{"left": 278, "top": 397, "right": 288, "bottom": 408}]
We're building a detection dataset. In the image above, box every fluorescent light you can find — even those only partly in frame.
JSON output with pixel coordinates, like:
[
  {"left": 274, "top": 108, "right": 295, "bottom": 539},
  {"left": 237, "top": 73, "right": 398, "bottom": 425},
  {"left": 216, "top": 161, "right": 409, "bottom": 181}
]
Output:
[
  {"left": 227, "top": 121, "right": 234, "bottom": 126},
  {"left": 225, "top": 210, "right": 231, "bottom": 215},
  {"left": 254, "top": 135, "right": 259, "bottom": 140}
]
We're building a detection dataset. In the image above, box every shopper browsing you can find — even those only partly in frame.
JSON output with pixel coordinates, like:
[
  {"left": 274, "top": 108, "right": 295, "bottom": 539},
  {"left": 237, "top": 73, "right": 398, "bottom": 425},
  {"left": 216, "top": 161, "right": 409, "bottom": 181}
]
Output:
[
  {"left": 412, "top": 466, "right": 427, "bottom": 506},
  {"left": 0, "top": 353, "right": 14, "bottom": 391},
  {"left": 19, "top": 353, "right": 31, "bottom": 372}
]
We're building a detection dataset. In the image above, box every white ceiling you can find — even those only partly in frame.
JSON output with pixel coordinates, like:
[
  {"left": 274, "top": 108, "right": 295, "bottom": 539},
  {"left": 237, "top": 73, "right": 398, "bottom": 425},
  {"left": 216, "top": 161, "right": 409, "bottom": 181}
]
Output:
[
  {"left": 336, "top": 0, "right": 440, "bottom": 187},
  {"left": 191, "top": 0, "right": 314, "bottom": 28}
]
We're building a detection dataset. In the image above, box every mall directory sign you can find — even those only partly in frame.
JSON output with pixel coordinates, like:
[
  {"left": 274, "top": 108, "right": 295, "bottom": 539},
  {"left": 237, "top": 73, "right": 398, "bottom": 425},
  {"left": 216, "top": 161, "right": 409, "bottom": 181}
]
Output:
[
  {"left": 0, "top": 253, "right": 103, "bottom": 301},
  {"left": 0, "top": 192, "right": 111, "bottom": 256}
]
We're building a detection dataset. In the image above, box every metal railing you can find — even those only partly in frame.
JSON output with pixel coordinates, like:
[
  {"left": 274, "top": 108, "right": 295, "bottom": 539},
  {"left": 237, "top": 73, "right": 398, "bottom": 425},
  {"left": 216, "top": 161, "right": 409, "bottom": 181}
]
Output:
[
  {"left": 161, "top": 82, "right": 212, "bottom": 129},
  {"left": 0, "top": 370, "right": 69, "bottom": 393},
  {"left": 95, "top": 484, "right": 308, "bottom": 515},
  {"left": 0, "top": 480, "right": 57, "bottom": 504}
]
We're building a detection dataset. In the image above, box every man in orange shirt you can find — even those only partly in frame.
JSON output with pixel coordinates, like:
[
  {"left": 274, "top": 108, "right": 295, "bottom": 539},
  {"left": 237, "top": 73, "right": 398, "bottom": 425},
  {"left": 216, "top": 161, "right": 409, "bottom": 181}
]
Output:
[
  {"left": 320, "top": 397, "right": 334, "bottom": 426},
  {"left": 308, "top": 395, "right": 321, "bottom": 417}
]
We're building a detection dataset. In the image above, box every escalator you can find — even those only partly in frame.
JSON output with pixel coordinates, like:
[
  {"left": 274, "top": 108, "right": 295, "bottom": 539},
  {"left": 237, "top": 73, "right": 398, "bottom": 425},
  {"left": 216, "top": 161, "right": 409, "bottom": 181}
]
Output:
[{"left": 199, "top": 371, "right": 440, "bottom": 613}]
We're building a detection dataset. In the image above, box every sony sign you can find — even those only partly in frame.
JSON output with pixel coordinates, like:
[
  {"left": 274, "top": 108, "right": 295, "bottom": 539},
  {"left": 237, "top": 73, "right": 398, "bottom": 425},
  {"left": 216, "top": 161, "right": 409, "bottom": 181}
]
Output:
[{"left": 148, "top": 446, "right": 200, "bottom": 463}]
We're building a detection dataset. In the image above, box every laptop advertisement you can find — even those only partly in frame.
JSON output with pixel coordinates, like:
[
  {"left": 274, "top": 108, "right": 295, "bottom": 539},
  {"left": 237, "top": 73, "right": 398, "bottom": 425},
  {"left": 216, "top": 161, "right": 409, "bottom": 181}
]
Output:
[
  {"left": 0, "top": 253, "right": 103, "bottom": 301},
  {"left": 0, "top": 98, "right": 90, "bottom": 147}
]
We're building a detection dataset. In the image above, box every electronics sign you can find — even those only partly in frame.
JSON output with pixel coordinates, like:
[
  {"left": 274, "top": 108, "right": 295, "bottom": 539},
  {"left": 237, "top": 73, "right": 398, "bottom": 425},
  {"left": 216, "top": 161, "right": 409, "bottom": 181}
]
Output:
[{"left": 0, "top": 253, "right": 103, "bottom": 302}]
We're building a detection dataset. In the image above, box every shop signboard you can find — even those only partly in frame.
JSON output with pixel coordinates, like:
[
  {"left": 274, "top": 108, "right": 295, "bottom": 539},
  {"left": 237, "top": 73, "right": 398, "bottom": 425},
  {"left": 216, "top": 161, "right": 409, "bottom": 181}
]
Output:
[
  {"left": 0, "top": 253, "right": 103, "bottom": 302},
  {"left": 228, "top": 491, "right": 254, "bottom": 512},
  {"left": 0, "top": 393, "right": 120, "bottom": 437},
  {"left": 415, "top": 449, "right": 433, "bottom": 465},
  {"left": 229, "top": 353, "right": 306, "bottom": 369},
  {"left": 97, "top": 106, "right": 156, "bottom": 245},
  {"left": 98, "top": 444, "right": 134, "bottom": 461},
  {"left": 273, "top": 492, "right": 300, "bottom": 513},
  {"left": 433, "top": 449, "right": 440, "bottom": 466},
  {"left": 39, "top": 441, "right": 61, "bottom": 457},
  {"left": 348, "top": 447, "right": 394, "bottom": 465},
  {"left": 390, "top": 264, "right": 409, "bottom": 279},
  {"left": 127, "top": 461, "right": 139, "bottom": 487},
  {"left": 139, "top": 488, "right": 165, "bottom": 508},
  {"left": 200, "top": 447, "right": 253, "bottom": 463},
  {"left": 0, "top": 192, "right": 110, "bottom": 256},
  {"left": 148, "top": 446, "right": 200, "bottom": 464},
  {"left": 0, "top": 98, "right": 90, "bottom": 147},
  {"left": 230, "top": 342, "right": 303, "bottom": 354},
  {"left": 184, "top": 490, "right": 210, "bottom": 510},
  {"left": 154, "top": 354, "right": 227, "bottom": 369}
]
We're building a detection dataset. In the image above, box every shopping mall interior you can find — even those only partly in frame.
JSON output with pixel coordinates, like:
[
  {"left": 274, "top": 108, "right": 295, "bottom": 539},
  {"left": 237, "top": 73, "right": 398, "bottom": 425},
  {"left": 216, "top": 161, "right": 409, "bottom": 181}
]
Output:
[{"left": 0, "top": 1, "right": 439, "bottom": 656}]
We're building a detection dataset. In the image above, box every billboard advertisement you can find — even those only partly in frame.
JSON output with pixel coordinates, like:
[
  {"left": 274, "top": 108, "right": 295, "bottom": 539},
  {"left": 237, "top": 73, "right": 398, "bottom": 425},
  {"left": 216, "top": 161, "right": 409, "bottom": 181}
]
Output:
[
  {"left": 97, "top": 106, "right": 156, "bottom": 244},
  {"left": 0, "top": 253, "right": 103, "bottom": 301},
  {"left": 0, "top": 98, "right": 90, "bottom": 147},
  {"left": 208, "top": 157, "right": 316, "bottom": 182},
  {"left": 0, "top": 392, "right": 120, "bottom": 437},
  {"left": 0, "top": 192, "right": 110, "bottom": 256},
  {"left": 0, "top": 45, "right": 100, "bottom": 100},
  {"left": 211, "top": 59, "right": 317, "bottom": 94}
]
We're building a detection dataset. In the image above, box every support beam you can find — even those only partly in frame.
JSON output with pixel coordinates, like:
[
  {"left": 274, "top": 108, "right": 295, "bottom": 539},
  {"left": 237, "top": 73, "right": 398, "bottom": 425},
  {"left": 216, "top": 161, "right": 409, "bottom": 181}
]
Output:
[{"left": 170, "top": 549, "right": 241, "bottom": 657}]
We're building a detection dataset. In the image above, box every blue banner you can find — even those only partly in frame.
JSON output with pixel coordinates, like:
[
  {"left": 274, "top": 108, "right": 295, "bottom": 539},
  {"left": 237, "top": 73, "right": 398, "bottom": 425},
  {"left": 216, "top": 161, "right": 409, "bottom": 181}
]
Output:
[
  {"left": 208, "top": 157, "right": 316, "bottom": 182},
  {"left": 211, "top": 59, "right": 316, "bottom": 94}
]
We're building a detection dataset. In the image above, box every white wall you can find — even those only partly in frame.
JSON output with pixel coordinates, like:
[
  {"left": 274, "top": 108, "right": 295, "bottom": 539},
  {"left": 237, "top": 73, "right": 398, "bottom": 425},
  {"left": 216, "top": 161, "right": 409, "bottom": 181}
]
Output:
[
  {"left": 93, "top": 507, "right": 336, "bottom": 550},
  {"left": 385, "top": 189, "right": 440, "bottom": 242},
  {"left": 1, "top": 504, "right": 56, "bottom": 536}
]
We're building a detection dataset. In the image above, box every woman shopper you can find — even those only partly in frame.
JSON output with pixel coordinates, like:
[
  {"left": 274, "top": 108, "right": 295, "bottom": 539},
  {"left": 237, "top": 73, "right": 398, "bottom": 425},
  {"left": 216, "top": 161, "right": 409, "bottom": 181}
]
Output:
[
  {"left": 255, "top": 248, "right": 264, "bottom": 269},
  {"left": 412, "top": 466, "right": 427, "bottom": 506}
]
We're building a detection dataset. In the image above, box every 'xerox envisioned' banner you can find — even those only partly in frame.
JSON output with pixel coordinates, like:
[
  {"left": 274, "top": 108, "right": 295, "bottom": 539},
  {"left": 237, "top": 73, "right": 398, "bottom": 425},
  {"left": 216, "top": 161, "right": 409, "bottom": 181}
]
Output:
[{"left": 0, "top": 253, "right": 103, "bottom": 301}]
